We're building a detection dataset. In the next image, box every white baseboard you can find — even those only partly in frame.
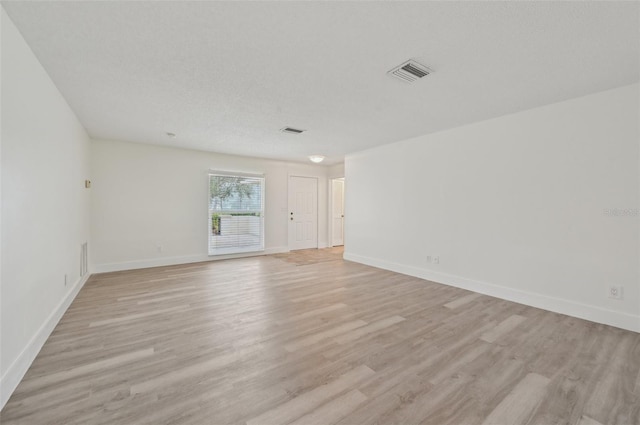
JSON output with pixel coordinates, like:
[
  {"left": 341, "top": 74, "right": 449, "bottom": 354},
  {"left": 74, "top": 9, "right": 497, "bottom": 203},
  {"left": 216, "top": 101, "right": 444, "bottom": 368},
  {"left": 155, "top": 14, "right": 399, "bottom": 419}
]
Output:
[
  {"left": 0, "top": 272, "right": 92, "bottom": 410},
  {"left": 93, "top": 246, "right": 290, "bottom": 273},
  {"left": 344, "top": 252, "right": 640, "bottom": 333}
]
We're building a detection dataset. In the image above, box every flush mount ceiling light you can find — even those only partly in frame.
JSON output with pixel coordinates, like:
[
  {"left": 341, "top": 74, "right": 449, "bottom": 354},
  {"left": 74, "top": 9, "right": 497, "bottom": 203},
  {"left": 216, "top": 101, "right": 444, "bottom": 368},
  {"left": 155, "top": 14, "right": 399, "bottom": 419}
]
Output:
[
  {"left": 166, "top": 132, "right": 176, "bottom": 138},
  {"left": 308, "top": 155, "right": 325, "bottom": 163},
  {"left": 280, "top": 127, "right": 306, "bottom": 134}
]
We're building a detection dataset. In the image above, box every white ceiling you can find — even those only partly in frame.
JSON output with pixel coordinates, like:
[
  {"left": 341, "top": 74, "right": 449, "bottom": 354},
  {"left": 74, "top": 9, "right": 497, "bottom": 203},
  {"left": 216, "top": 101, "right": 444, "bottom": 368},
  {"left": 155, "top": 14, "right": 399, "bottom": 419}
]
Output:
[{"left": 3, "top": 1, "right": 639, "bottom": 165}]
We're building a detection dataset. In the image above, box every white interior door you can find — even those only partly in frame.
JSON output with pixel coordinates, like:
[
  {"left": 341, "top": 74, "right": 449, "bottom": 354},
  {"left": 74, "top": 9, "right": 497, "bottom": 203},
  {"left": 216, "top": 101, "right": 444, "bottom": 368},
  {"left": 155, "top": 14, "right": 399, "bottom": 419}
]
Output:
[
  {"left": 332, "top": 179, "right": 344, "bottom": 246},
  {"left": 289, "top": 176, "right": 318, "bottom": 250}
]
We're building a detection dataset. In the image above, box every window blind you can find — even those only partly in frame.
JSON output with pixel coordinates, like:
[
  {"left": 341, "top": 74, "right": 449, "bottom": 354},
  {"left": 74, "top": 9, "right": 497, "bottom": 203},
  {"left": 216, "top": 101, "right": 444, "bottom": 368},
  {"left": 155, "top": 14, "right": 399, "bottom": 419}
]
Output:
[{"left": 208, "top": 173, "right": 265, "bottom": 255}]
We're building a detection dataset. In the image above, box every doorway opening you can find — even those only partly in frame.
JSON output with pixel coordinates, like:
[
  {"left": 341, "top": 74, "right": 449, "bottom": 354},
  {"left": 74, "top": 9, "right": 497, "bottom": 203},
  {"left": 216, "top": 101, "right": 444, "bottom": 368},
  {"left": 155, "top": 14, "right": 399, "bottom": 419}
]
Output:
[{"left": 330, "top": 178, "right": 345, "bottom": 247}]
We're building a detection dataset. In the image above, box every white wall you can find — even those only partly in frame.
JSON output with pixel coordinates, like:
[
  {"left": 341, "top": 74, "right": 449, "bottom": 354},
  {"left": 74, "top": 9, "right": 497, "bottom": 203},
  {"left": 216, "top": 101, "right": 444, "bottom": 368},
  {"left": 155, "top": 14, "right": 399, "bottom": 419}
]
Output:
[
  {"left": 328, "top": 163, "right": 345, "bottom": 179},
  {"left": 1, "top": 7, "right": 91, "bottom": 408},
  {"left": 345, "top": 83, "right": 640, "bottom": 332},
  {"left": 91, "top": 139, "right": 329, "bottom": 272}
]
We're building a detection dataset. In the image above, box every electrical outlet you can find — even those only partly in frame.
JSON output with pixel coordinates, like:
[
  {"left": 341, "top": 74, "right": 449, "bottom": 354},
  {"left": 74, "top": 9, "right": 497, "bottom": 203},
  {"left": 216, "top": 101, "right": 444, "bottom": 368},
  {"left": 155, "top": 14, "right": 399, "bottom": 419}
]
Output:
[
  {"left": 608, "top": 285, "right": 623, "bottom": 300},
  {"left": 433, "top": 256, "right": 440, "bottom": 264},
  {"left": 426, "top": 256, "right": 432, "bottom": 263},
  {"left": 64, "top": 274, "right": 67, "bottom": 286}
]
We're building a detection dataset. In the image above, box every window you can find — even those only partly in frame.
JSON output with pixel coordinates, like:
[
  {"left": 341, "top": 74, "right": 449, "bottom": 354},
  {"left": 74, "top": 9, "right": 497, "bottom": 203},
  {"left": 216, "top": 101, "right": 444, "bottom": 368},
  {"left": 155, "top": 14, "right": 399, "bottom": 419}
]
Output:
[{"left": 208, "top": 172, "right": 265, "bottom": 256}]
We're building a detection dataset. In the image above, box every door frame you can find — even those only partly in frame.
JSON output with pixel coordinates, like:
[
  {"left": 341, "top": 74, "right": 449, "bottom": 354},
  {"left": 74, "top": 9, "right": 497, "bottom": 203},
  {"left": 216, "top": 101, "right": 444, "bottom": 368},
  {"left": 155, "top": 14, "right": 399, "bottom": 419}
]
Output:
[
  {"left": 288, "top": 174, "right": 319, "bottom": 251},
  {"left": 329, "top": 177, "right": 345, "bottom": 247}
]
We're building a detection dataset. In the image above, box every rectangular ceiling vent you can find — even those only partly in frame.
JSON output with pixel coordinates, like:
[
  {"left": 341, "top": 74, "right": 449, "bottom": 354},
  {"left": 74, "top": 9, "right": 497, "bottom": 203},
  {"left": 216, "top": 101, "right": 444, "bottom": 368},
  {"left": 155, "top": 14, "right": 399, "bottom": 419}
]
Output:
[
  {"left": 388, "top": 60, "right": 432, "bottom": 83},
  {"left": 280, "top": 127, "right": 305, "bottom": 134}
]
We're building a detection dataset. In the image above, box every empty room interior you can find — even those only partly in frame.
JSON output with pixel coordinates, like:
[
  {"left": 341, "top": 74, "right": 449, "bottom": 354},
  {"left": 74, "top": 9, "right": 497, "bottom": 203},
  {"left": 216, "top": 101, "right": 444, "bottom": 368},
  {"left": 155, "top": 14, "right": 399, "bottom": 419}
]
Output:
[{"left": 1, "top": 1, "right": 639, "bottom": 424}]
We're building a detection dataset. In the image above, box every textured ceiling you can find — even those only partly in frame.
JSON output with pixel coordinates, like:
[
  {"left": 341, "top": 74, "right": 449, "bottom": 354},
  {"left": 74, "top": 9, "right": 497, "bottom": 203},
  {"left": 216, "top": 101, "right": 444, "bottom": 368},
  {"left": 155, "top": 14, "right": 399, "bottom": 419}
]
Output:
[{"left": 3, "top": 1, "right": 639, "bottom": 165}]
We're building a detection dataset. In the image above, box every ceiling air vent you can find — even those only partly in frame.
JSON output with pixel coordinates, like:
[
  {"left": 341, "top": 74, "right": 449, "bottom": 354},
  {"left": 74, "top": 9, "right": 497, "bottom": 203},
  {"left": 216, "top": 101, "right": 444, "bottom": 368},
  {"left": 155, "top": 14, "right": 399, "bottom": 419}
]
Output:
[
  {"left": 388, "top": 60, "right": 433, "bottom": 83},
  {"left": 280, "top": 127, "right": 305, "bottom": 134}
]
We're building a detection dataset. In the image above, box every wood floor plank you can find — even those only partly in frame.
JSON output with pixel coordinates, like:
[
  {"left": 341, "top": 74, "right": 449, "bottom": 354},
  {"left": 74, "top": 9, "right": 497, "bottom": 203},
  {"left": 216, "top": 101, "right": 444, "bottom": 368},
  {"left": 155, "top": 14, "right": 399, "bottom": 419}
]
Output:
[
  {"left": 288, "top": 389, "right": 368, "bottom": 425},
  {"left": 333, "top": 315, "right": 406, "bottom": 344},
  {"left": 444, "top": 292, "right": 482, "bottom": 309},
  {"left": 2, "top": 247, "right": 639, "bottom": 425},
  {"left": 130, "top": 344, "right": 262, "bottom": 394},
  {"left": 283, "top": 320, "right": 368, "bottom": 352},
  {"left": 289, "top": 287, "right": 346, "bottom": 303},
  {"left": 480, "top": 314, "right": 527, "bottom": 343},
  {"left": 136, "top": 291, "right": 205, "bottom": 305},
  {"left": 580, "top": 333, "right": 640, "bottom": 425},
  {"left": 117, "top": 286, "right": 198, "bottom": 301},
  {"left": 481, "top": 373, "right": 550, "bottom": 425},
  {"left": 88, "top": 305, "right": 189, "bottom": 327},
  {"left": 427, "top": 341, "right": 491, "bottom": 385},
  {"left": 245, "top": 364, "right": 375, "bottom": 425},
  {"left": 275, "top": 303, "right": 348, "bottom": 325},
  {"left": 17, "top": 348, "right": 154, "bottom": 393},
  {"left": 340, "top": 368, "right": 473, "bottom": 425}
]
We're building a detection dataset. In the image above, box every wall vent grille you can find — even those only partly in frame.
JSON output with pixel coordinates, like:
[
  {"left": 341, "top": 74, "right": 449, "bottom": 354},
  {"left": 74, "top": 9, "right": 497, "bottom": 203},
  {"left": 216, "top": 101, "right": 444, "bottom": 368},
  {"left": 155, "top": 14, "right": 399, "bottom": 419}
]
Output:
[
  {"left": 280, "top": 127, "right": 305, "bottom": 134},
  {"left": 80, "top": 242, "right": 88, "bottom": 277},
  {"left": 388, "top": 60, "right": 433, "bottom": 83}
]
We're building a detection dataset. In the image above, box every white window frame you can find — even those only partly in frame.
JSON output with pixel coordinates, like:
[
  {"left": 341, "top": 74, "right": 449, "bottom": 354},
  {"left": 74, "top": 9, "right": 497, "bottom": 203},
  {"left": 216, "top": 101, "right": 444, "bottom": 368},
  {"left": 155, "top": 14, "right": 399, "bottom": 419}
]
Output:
[{"left": 208, "top": 171, "right": 265, "bottom": 256}]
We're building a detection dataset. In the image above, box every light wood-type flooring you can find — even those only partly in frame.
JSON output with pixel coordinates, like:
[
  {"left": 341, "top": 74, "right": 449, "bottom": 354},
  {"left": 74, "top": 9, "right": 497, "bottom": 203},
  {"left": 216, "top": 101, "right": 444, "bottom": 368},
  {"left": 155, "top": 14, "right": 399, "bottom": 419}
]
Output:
[{"left": 2, "top": 247, "right": 639, "bottom": 425}]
